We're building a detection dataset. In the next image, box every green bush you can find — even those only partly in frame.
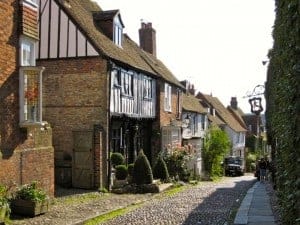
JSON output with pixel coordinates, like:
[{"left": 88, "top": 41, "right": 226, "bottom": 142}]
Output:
[
  {"left": 0, "top": 184, "right": 11, "bottom": 220},
  {"left": 132, "top": 149, "right": 153, "bottom": 185},
  {"left": 110, "top": 152, "right": 125, "bottom": 167},
  {"left": 115, "top": 165, "right": 128, "bottom": 180},
  {"left": 14, "top": 182, "right": 47, "bottom": 202},
  {"left": 127, "top": 163, "right": 134, "bottom": 176},
  {"left": 163, "top": 149, "right": 190, "bottom": 181},
  {"left": 153, "top": 155, "right": 169, "bottom": 182}
]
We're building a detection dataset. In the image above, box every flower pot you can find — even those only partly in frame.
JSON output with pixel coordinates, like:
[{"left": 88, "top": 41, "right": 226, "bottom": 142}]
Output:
[{"left": 11, "top": 199, "right": 49, "bottom": 217}]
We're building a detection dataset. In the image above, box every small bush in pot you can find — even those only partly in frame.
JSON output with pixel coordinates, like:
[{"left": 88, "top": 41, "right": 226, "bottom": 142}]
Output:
[{"left": 115, "top": 165, "right": 128, "bottom": 180}]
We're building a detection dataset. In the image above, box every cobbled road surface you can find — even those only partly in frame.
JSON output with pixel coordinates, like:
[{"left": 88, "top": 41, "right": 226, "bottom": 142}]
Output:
[{"left": 102, "top": 175, "right": 256, "bottom": 225}]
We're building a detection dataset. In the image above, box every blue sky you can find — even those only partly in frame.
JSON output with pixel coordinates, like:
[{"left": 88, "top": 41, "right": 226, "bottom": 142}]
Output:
[{"left": 96, "top": 0, "right": 275, "bottom": 113}]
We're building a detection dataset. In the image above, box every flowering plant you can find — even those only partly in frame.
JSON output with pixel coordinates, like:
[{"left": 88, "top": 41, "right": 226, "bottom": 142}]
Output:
[{"left": 25, "top": 86, "right": 38, "bottom": 103}]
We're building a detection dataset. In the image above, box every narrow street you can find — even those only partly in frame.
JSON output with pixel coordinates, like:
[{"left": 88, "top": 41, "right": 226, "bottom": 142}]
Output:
[{"left": 102, "top": 175, "right": 256, "bottom": 225}]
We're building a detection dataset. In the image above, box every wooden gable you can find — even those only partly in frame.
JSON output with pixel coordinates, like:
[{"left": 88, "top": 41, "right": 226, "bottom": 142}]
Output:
[{"left": 37, "top": 0, "right": 99, "bottom": 59}]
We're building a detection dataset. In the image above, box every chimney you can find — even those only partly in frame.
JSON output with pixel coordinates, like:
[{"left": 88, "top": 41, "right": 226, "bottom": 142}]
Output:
[
  {"left": 230, "top": 97, "right": 238, "bottom": 109},
  {"left": 139, "top": 22, "right": 156, "bottom": 57}
]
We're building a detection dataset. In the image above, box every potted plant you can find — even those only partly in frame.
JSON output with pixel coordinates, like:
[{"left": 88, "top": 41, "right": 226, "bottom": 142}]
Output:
[
  {"left": 0, "top": 185, "right": 11, "bottom": 223},
  {"left": 11, "top": 182, "right": 49, "bottom": 217}
]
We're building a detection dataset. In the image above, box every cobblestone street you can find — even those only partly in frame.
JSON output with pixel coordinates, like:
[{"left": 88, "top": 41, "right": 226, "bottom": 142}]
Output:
[
  {"left": 11, "top": 175, "right": 256, "bottom": 225},
  {"left": 102, "top": 175, "right": 256, "bottom": 225}
]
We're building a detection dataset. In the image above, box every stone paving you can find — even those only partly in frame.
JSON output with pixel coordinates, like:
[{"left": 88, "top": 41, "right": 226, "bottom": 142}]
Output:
[
  {"left": 234, "top": 182, "right": 277, "bottom": 225},
  {"left": 10, "top": 175, "right": 256, "bottom": 225}
]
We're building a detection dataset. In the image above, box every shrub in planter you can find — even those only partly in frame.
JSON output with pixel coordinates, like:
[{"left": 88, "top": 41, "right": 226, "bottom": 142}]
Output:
[
  {"left": 115, "top": 165, "right": 128, "bottom": 180},
  {"left": 153, "top": 155, "right": 169, "bottom": 182},
  {"left": 0, "top": 185, "right": 11, "bottom": 222},
  {"left": 11, "top": 182, "right": 49, "bottom": 217},
  {"left": 132, "top": 149, "right": 153, "bottom": 185},
  {"left": 110, "top": 152, "right": 125, "bottom": 167},
  {"left": 127, "top": 163, "right": 134, "bottom": 176}
]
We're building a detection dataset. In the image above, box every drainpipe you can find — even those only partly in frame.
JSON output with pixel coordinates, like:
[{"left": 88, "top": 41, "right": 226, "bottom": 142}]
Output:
[{"left": 107, "top": 60, "right": 112, "bottom": 190}]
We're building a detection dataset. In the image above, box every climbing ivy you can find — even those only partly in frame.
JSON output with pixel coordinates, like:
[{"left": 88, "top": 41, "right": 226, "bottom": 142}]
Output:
[{"left": 265, "top": 0, "right": 300, "bottom": 224}]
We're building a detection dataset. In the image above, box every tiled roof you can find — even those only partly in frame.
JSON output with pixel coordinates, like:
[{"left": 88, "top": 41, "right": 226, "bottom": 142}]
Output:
[
  {"left": 227, "top": 106, "right": 248, "bottom": 130},
  {"left": 182, "top": 93, "right": 207, "bottom": 113},
  {"left": 59, "top": 0, "right": 182, "bottom": 87},
  {"left": 60, "top": 0, "right": 156, "bottom": 75},
  {"left": 198, "top": 93, "right": 247, "bottom": 132}
]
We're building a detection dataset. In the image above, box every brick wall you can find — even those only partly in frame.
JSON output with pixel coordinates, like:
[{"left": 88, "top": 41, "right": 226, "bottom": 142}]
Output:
[
  {"left": 151, "top": 80, "right": 182, "bottom": 162},
  {"left": 21, "top": 4, "right": 38, "bottom": 39},
  {"left": 0, "top": 1, "right": 54, "bottom": 197},
  {"left": 38, "top": 57, "right": 109, "bottom": 188}
]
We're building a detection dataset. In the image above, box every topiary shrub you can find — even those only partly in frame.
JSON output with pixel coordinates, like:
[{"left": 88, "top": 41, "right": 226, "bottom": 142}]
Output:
[
  {"left": 115, "top": 165, "right": 128, "bottom": 180},
  {"left": 153, "top": 155, "right": 169, "bottom": 182},
  {"left": 110, "top": 152, "right": 125, "bottom": 167},
  {"left": 132, "top": 149, "right": 153, "bottom": 185},
  {"left": 127, "top": 163, "right": 134, "bottom": 177}
]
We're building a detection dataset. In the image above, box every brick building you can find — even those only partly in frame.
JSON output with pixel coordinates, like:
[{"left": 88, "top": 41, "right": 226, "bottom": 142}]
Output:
[
  {"left": 36, "top": 0, "right": 184, "bottom": 190},
  {"left": 0, "top": 0, "right": 54, "bottom": 196}
]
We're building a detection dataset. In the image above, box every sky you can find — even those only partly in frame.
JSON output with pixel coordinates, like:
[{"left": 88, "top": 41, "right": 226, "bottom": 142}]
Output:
[{"left": 96, "top": 0, "right": 276, "bottom": 113}]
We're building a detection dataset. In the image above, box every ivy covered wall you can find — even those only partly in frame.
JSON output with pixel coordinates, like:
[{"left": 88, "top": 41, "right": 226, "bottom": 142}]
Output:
[{"left": 265, "top": 0, "right": 300, "bottom": 224}]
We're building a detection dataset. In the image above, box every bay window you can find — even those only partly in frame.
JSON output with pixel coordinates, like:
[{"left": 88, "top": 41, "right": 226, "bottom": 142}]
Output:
[{"left": 19, "top": 37, "right": 44, "bottom": 125}]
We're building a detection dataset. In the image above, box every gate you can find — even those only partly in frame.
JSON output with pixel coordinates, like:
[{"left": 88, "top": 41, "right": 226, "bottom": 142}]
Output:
[{"left": 72, "top": 130, "right": 94, "bottom": 189}]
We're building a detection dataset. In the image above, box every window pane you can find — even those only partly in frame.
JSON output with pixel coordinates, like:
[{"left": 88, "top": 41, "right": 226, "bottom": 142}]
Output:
[{"left": 24, "top": 70, "right": 39, "bottom": 122}]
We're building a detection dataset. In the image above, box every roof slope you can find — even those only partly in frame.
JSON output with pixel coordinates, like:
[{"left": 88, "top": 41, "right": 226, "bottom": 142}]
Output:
[
  {"left": 199, "top": 94, "right": 247, "bottom": 132},
  {"left": 182, "top": 93, "right": 207, "bottom": 113},
  {"left": 227, "top": 106, "right": 248, "bottom": 130},
  {"left": 59, "top": 0, "right": 182, "bottom": 87},
  {"left": 60, "top": 0, "right": 156, "bottom": 75}
]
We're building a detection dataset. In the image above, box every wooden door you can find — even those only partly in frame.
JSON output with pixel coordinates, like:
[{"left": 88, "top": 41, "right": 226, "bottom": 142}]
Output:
[{"left": 72, "top": 131, "right": 94, "bottom": 189}]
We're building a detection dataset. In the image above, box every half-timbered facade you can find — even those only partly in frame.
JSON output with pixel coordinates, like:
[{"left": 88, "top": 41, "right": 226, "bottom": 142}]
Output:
[{"left": 36, "top": 0, "right": 164, "bottom": 189}]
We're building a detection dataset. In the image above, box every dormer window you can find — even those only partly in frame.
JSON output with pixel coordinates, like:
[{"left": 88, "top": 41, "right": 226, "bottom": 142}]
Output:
[{"left": 113, "top": 15, "right": 123, "bottom": 47}]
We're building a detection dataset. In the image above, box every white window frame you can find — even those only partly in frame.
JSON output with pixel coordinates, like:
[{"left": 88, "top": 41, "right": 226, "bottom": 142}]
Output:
[
  {"left": 164, "top": 83, "right": 172, "bottom": 112},
  {"left": 20, "top": 37, "right": 35, "bottom": 66},
  {"left": 143, "top": 78, "right": 152, "bottom": 99},
  {"left": 23, "top": 0, "right": 38, "bottom": 10},
  {"left": 113, "top": 16, "right": 123, "bottom": 47}
]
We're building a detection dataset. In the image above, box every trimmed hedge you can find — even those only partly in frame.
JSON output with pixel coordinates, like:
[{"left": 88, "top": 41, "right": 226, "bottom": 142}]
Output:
[
  {"left": 110, "top": 152, "right": 125, "bottom": 167},
  {"left": 115, "top": 165, "right": 128, "bottom": 180},
  {"left": 265, "top": 1, "right": 300, "bottom": 223},
  {"left": 132, "top": 150, "right": 153, "bottom": 185},
  {"left": 153, "top": 155, "right": 169, "bottom": 182}
]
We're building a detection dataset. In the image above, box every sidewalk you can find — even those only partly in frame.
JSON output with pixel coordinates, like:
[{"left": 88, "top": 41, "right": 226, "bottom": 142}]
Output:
[{"left": 234, "top": 181, "right": 277, "bottom": 225}]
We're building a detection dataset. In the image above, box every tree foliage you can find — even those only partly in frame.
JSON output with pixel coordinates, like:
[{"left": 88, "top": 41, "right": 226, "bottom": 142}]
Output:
[{"left": 203, "top": 126, "right": 231, "bottom": 179}]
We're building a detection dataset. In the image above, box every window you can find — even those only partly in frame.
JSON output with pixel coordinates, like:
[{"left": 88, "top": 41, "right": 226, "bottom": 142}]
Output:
[
  {"left": 121, "top": 71, "right": 133, "bottom": 97},
  {"left": 176, "top": 89, "right": 182, "bottom": 118},
  {"left": 143, "top": 78, "right": 152, "bottom": 99},
  {"left": 21, "top": 38, "right": 35, "bottom": 66},
  {"left": 19, "top": 67, "right": 44, "bottom": 124},
  {"left": 164, "top": 83, "right": 172, "bottom": 112},
  {"left": 113, "top": 16, "right": 123, "bottom": 47}
]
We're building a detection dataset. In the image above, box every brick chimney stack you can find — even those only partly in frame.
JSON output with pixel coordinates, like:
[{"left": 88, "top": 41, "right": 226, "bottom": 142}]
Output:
[
  {"left": 139, "top": 22, "right": 156, "bottom": 57},
  {"left": 230, "top": 97, "right": 238, "bottom": 109}
]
